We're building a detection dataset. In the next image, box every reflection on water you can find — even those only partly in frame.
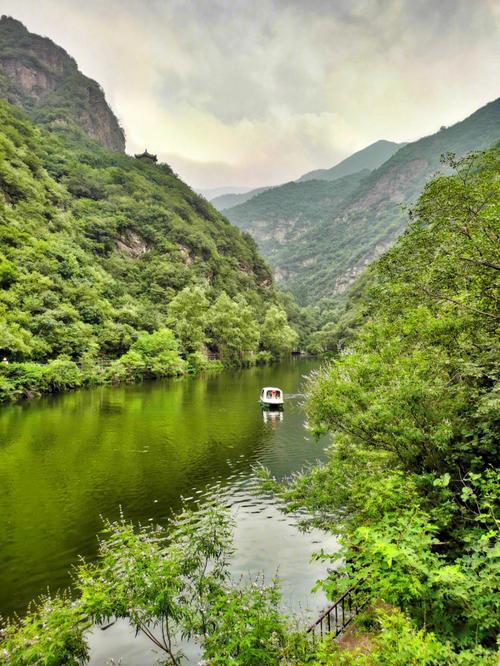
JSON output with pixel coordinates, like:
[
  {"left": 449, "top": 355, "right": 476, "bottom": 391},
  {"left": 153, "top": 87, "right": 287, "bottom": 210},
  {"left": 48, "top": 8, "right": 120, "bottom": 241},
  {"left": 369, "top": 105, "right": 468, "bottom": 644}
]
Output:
[
  {"left": 262, "top": 408, "right": 284, "bottom": 424},
  {"left": 0, "top": 359, "right": 338, "bottom": 665}
]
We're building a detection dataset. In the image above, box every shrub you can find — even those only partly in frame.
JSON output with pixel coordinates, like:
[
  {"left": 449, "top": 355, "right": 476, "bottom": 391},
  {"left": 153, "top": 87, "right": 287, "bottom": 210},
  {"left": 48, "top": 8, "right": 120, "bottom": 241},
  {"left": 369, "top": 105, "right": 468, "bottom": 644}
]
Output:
[{"left": 0, "top": 593, "right": 89, "bottom": 666}]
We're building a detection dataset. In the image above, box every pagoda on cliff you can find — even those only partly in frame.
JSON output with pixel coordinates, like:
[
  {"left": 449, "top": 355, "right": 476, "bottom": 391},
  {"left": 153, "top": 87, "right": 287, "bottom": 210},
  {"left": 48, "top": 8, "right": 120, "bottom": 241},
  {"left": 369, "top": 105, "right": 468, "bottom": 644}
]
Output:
[{"left": 134, "top": 149, "right": 157, "bottom": 163}]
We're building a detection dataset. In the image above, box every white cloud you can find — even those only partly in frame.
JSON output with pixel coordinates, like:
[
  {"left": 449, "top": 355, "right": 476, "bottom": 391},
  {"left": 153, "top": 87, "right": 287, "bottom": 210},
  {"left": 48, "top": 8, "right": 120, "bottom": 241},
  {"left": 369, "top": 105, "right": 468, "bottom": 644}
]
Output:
[{"left": 1, "top": 0, "right": 498, "bottom": 188}]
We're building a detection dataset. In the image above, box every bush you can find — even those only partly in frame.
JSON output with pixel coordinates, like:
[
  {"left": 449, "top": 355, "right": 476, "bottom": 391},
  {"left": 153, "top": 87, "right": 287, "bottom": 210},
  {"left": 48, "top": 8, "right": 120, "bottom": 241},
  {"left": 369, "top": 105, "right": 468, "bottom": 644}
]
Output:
[
  {"left": 203, "top": 578, "right": 289, "bottom": 666},
  {"left": 0, "top": 358, "right": 82, "bottom": 399},
  {"left": 106, "top": 330, "right": 187, "bottom": 382},
  {"left": 0, "top": 593, "right": 89, "bottom": 666},
  {"left": 256, "top": 350, "right": 273, "bottom": 365},
  {"left": 44, "top": 357, "right": 82, "bottom": 392},
  {"left": 186, "top": 351, "right": 223, "bottom": 373}
]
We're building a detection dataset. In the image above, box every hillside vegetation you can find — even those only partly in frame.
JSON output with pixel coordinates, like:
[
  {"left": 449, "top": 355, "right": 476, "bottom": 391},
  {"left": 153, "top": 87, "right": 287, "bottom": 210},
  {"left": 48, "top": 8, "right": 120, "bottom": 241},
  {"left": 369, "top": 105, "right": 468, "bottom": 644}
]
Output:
[
  {"left": 224, "top": 169, "right": 369, "bottom": 283},
  {"left": 266, "top": 145, "right": 500, "bottom": 663},
  {"left": 0, "top": 101, "right": 297, "bottom": 401},
  {"left": 225, "top": 98, "right": 500, "bottom": 304}
]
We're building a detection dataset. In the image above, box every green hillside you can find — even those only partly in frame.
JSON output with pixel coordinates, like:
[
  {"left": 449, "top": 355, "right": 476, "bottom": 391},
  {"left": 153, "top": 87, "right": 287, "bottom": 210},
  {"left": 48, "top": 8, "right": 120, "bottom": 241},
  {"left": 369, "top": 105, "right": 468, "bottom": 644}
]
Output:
[
  {"left": 0, "top": 100, "right": 297, "bottom": 401},
  {"left": 297, "top": 139, "right": 403, "bottom": 182},
  {"left": 225, "top": 98, "right": 500, "bottom": 304},
  {"left": 269, "top": 143, "right": 500, "bottom": 664},
  {"left": 223, "top": 170, "right": 369, "bottom": 282}
]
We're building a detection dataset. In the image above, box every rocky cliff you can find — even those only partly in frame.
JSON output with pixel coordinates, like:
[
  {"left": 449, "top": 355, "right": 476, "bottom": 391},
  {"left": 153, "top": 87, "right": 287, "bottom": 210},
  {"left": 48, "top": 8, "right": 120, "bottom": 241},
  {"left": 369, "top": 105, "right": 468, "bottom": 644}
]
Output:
[{"left": 0, "top": 16, "right": 125, "bottom": 151}]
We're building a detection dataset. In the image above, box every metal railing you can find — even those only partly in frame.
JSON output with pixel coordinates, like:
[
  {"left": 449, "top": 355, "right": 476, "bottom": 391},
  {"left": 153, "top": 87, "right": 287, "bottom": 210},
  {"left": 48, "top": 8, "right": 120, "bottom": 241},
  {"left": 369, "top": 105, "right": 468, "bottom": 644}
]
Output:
[{"left": 307, "top": 581, "right": 367, "bottom": 641}]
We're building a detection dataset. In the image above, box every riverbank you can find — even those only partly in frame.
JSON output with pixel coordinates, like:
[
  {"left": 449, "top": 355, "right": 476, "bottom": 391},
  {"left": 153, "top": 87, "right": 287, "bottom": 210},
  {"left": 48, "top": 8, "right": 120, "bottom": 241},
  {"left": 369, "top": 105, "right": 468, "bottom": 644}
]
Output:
[
  {"left": 261, "top": 150, "right": 500, "bottom": 664},
  {"left": 0, "top": 352, "right": 223, "bottom": 404},
  {"left": 0, "top": 337, "right": 318, "bottom": 405}
]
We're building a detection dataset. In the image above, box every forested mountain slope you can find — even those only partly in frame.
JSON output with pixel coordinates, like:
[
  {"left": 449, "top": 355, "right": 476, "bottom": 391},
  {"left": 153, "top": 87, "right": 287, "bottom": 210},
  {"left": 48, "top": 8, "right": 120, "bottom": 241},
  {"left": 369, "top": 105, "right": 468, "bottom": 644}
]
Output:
[
  {"left": 222, "top": 170, "right": 369, "bottom": 282},
  {"left": 0, "top": 15, "right": 125, "bottom": 151},
  {"left": 0, "top": 100, "right": 299, "bottom": 400},
  {"left": 297, "top": 139, "right": 403, "bottom": 182},
  {"left": 225, "top": 97, "right": 500, "bottom": 303}
]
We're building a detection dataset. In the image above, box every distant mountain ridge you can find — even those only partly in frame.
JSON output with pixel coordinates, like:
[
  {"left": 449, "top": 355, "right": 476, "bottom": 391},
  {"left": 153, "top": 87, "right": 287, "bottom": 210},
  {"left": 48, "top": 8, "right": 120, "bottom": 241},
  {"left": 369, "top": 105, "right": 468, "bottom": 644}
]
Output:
[
  {"left": 210, "top": 186, "right": 271, "bottom": 210},
  {"left": 224, "top": 98, "right": 500, "bottom": 303},
  {"left": 198, "top": 185, "right": 257, "bottom": 199},
  {"left": 0, "top": 15, "right": 125, "bottom": 151},
  {"left": 210, "top": 140, "right": 404, "bottom": 213},
  {"left": 297, "top": 139, "right": 405, "bottom": 182}
]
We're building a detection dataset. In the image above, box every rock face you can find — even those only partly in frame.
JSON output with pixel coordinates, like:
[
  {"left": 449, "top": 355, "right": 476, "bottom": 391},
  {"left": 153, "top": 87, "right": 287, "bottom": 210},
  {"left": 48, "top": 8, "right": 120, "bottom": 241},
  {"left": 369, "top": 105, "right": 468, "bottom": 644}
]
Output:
[{"left": 0, "top": 16, "right": 125, "bottom": 151}]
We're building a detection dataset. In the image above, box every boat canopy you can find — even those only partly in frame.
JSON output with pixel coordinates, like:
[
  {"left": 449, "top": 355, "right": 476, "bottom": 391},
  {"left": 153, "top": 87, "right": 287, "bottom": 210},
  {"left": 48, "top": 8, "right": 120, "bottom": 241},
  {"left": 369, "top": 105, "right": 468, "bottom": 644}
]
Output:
[{"left": 261, "top": 387, "right": 282, "bottom": 396}]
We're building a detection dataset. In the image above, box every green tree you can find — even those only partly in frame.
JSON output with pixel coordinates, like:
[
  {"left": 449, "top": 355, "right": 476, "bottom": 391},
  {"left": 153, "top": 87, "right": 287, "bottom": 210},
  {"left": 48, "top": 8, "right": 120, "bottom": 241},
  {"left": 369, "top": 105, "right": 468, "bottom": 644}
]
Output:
[
  {"left": 77, "top": 503, "right": 233, "bottom": 665},
  {"left": 107, "top": 329, "right": 187, "bottom": 381},
  {"left": 262, "top": 148, "right": 500, "bottom": 660},
  {"left": 166, "top": 284, "right": 209, "bottom": 354},
  {"left": 206, "top": 292, "right": 260, "bottom": 363},
  {"left": 261, "top": 305, "right": 299, "bottom": 357}
]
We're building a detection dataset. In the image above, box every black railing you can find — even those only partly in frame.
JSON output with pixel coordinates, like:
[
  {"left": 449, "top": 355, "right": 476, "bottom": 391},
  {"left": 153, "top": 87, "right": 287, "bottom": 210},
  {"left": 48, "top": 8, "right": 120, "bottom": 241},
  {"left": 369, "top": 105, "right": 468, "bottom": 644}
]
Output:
[{"left": 307, "top": 582, "right": 366, "bottom": 641}]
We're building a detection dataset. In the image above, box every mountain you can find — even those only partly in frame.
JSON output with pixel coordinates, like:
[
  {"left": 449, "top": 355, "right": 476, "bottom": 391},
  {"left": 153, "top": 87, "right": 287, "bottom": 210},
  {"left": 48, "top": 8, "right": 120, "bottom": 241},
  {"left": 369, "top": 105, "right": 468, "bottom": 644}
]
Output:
[
  {"left": 210, "top": 140, "right": 402, "bottom": 213},
  {"left": 297, "top": 139, "right": 404, "bottom": 182},
  {"left": 0, "top": 15, "right": 125, "bottom": 151},
  {"left": 0, "top": 100, "right": 275, "bottom": 362},
  {"left": 224, "top": 98, "right": 500, "bottom": 303},
  {"left": 211, "top": 186, "right": 271, "bottom": 211},
  {"left": 0, "top": 20, "right": 302, "bottom": 400},
  {"left": 223, "top": 170, "right": 370, "bottom": 281},
  {"left": 198, "top": 186, "right": 257, "bottom": 199}
]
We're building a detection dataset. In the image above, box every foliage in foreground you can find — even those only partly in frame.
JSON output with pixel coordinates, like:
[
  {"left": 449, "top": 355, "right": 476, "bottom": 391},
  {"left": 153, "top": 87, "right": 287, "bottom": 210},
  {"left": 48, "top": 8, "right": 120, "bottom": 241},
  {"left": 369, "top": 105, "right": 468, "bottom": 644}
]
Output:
[
  {"left": 263, "top": 147, "right": 500, "bottom": 662},
  {"left": 1, "top": 503, "right": 496, "bottom": 666},
  {"left": 0, "top": 594, "right": 89, "bottom": 666},
  {"left": 307, "top": 608, "right": 499, "bottom": 665},
  {"left": 0, "top": 503, "right": 310, "bottom": 666}
]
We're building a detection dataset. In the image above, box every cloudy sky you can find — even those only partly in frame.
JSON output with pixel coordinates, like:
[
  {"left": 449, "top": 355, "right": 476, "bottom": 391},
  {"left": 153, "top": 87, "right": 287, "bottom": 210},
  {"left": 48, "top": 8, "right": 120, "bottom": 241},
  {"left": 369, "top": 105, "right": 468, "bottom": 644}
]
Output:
[{"left": 1, "top": 0, "right": 499, "bottom": 189}]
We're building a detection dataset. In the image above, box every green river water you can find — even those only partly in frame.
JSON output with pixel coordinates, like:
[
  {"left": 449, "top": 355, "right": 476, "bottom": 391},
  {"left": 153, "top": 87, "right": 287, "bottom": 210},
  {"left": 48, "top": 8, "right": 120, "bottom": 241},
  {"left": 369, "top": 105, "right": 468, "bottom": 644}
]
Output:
[{"left": 0, "top": 359, "right": 338, "bottom": 664}]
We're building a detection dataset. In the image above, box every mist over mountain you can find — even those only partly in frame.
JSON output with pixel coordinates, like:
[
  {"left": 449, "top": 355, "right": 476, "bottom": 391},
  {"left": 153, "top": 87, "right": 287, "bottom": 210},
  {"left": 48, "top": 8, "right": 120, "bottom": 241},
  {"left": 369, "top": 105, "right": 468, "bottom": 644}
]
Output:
[
  {"left": 210, "top": 140, "right": 404, "bottom": 213},
  {"left": 297, "top": 140, "right": 405, "bottom": 182},
  {"left": 224, "top": 98, "right": 500, "bottom": 303},
  {"left": 198, "top": 185, "right": 257, "bottom": 199},
  {"left": 210, "top": 187, "right": 271, "bottom": 211}
]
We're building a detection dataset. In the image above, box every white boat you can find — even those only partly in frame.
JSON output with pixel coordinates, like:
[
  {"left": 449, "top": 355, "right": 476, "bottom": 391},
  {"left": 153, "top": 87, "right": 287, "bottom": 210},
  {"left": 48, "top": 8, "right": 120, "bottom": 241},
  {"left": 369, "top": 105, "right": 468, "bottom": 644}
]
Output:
[{"left": 259, "top": 386, "right": 284, "bottom": 409}]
